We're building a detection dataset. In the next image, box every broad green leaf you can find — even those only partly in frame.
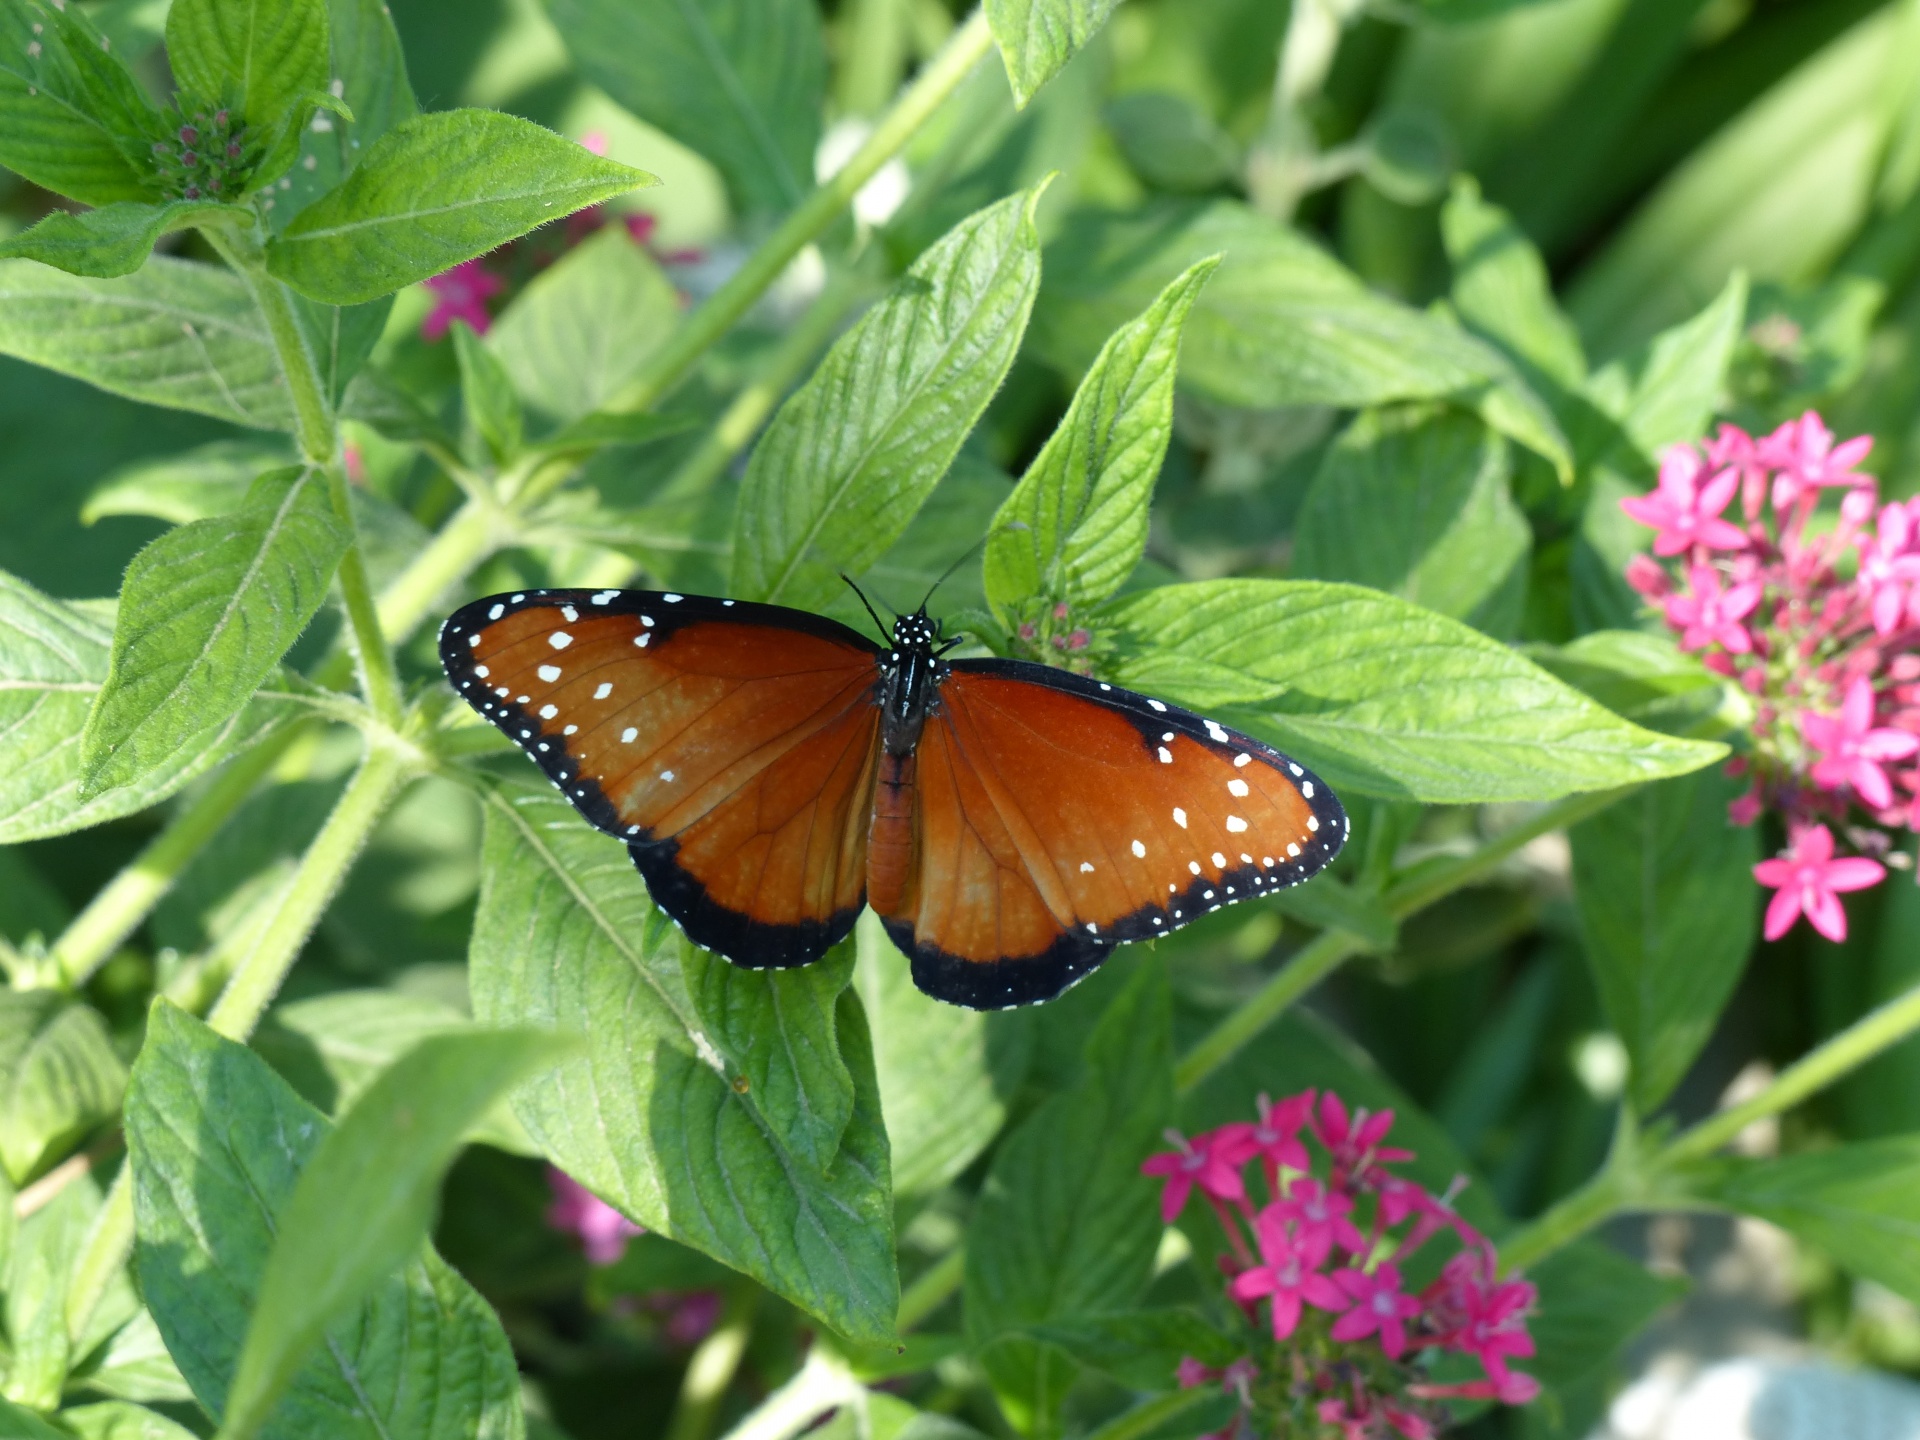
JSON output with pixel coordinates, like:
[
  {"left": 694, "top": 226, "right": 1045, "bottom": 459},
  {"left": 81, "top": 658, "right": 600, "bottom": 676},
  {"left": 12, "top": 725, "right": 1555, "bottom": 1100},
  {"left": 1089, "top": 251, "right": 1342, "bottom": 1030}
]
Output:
[
  {"left": 1703, "top": 1138, "right": 1920, "bottom": 1308},
  {"left": 1523, "top": 1240, "right": 1684, "bottom": 1395},
  {"left": 125, "top": 1002, "right": 524, "bottom": 1439},
  {"left": 469, "top": 775, "right": 898, "bottom": 1343},
  {"left": 80, "top": 467, "right": 349, "bottom": 798},
  {"left": 0, "top": 0, "right": 160, "bottom": 207},
  {"left": 265, "top": 109, "right": 656, "bottom": 305},
  {"left": 0, "top": 1398, "right": 69, "bottom": 1439},
  {"left": 1105, "top": 580, "right": 1725, "bottom": 803},
  {"left": 1292, "top": 404, "right": 1529, "bottom": 636},
  {"left": 0, "top": 572, "right": 290, "bottom": 843},
  {"left": 983, "top": 257, "right": 1215, "bottom": 626},
  {"left": 4, "top": 1174, "right": 96, "bottom": 1409},
  {"left": 83, "top": 438, "right": 295, "bottom": 525},
  {"left": 986, "top": 0, "right": 1122, "bottom": 107},
  {"left": 531, "top": 409, "right": 701, "bottom": 456},
  {"left": 289, "top": 291, "right": 392, "bottom": 407},
  {"left": 1025, "top": 1310, "right": 1240, "bottom": 1391},
  {"left": 0, "top": 201, "right": 238, "bottom": 278},
  {"left": 166, "top": 0, "right": 329, "bottom": 144},
  {"left": 853, "top": 911, "right": 1029, "bottom": 1199},
  {"left": 0, "top": 257, "right": 294, "bottom": 430},
  {"left": 734, "top": 187, "right": 1043, "bottom": 611},
  {"left": 487, "top": 227, "right": 682, "bottom": 424},
  {"left": 255, "top": 989, "right": 535, "bottom": 1153},
  {"left": 546, "top": 0, "right": 824, "bottom": 217},
  {"left": 0, "top": 989, "right": 127, "bottom": 1183},
  {"left": 1032, "top": 201, "right": 1571, "bottom": 479},
  {"left": 1527, "top": 631, "right": 1736, "bottom": 741},
  {"left": 66, "top": 1309, "right": 196, "bottom": 1407},
  {"left": 1103, "top": 92, "right": 1240, "bottom": 193},
  {"left": 1585, "top": 272, "right": 1749, "bottom": 464},
  {"left": 1441, "top": 175, "right": 1585, "bottom": 390},
  {"left": 965, "top": 962, "right": 1172, "bottom": 1436},
  {"left": 273, "top": 0, "right": 418, "bottom": 225},
  {"left": 452, "top": 320, "right": 522, "bottom": 463},
  {"left": 61, "top": 1402, "right": 202, "bottom": 1440},
  {"left": 224, "top": 1026, "right": 572, "bottom": 1440},
  {"left": 1571, "top": 768, "right": 1757, "bottom": 1112}
]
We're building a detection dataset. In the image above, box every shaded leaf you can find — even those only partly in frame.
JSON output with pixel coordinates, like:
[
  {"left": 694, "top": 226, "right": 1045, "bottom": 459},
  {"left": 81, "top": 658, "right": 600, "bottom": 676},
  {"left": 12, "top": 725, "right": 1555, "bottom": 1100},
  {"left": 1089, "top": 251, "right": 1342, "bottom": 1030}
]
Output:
[
  {"left": 83, "top": 438, "right": 294, "bottom": 525},
  {"left": 984, "top": 257, "right": 1214, "bottom": 626},
  {"left": 265, "top": 109, "right": 655, "bottom": 305},
  {"left": 1106, "top": 579, "right": 1725, "bottom": 803},
  {"left": 0, "top": 0, "right": 160, "bottom": 207},
  {"left": 124, "top": 1002, "right": 524, "bottom": 1439},
  {"left": 61, "top": 1402, "right": 203, "bottom": 1440},
  {"left": 0, "top": 201, "right": 239, "bottom": 278},
  {"left": 273, "top": 0, "right": 418, "bottom": 225},
  {"left": 0, "top": 989, "right": 127, "bottom": 1183},
  {"left": 1524, "top": 1241, "right": 1684, "bottom": 1394},
  {"left": 986, "top": 0, "right": 1122, "bottom": 107},
  {"left": 1026, "top": 1310, "right": 1241, "bottom": 1391},
  {"left": 469, "top": 775, "right": 898, "bottom": 1343},
  {"left": 80, "top": 467, "right": 349, "bottom": 798},
  {"left": 1442, "top": 176, "right": 1585, "bottom": 391},
  {"left": 546, "top": 0, "right": 824, "bottom": 217},
  {"left": 165, "top": 0, "right": 329, "bottom": 142},
  {"left": 452, "top": 320, "right": 522, "bottom": 463},
  {"left": 734, "top": 187, "right": 1042, "bottom": 611}
]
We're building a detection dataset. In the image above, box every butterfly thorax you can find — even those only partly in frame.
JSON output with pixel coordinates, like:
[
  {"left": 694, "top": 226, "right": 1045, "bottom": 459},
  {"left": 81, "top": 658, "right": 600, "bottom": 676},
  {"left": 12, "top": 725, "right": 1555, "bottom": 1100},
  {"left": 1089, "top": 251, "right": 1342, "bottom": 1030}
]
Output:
[{"left": 879, "top": 610, "right": 946, "bottom": 756}]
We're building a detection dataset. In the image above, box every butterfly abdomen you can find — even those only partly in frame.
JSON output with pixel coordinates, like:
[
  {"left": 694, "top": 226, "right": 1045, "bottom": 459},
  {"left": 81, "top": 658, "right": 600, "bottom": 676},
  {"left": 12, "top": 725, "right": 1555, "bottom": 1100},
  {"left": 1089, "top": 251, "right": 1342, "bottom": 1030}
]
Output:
[{"left": 868, "top": 750, "right": 918, "bottom": 916}]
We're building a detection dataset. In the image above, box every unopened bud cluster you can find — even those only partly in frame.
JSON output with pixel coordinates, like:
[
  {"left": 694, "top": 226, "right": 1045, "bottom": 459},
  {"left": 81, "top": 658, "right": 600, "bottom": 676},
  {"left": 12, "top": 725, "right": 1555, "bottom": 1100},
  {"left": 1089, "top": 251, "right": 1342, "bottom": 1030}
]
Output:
[{"left": 151, "top": 105, "right": 250, "bottom": 201}]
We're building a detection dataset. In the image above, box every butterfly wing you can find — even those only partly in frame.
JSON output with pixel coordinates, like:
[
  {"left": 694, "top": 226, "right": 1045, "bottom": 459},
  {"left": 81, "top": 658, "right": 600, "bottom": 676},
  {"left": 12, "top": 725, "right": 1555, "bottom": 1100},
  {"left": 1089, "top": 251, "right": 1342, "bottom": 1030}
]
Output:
[
  {"left": 880, "top": 659, "right": 1346, "bottom": 1008},
  {"left": 440, "top": 589, "right": 884, "bottom": 968}
]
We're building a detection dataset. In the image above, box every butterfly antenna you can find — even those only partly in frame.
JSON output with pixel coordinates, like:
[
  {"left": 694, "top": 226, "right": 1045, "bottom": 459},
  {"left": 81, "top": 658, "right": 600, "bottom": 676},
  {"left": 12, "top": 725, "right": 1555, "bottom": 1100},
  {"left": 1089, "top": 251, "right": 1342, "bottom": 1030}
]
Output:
[
  {"left": 918, "top": 534, "right": 991, "bottom": 613},
  {"left": 841, "top": 573, "right": 894, "bottom": 645}
]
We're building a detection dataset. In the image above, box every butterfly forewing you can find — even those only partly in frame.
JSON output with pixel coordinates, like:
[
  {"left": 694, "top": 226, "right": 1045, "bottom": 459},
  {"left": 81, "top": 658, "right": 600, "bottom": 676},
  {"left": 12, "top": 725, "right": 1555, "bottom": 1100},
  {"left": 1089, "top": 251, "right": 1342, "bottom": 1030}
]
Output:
[
  {"left": 881, "top": 661, "right": 1347, "bottom": 1008},
  {"left": 440, "top": 589, "right": 883, "bottom": 967}
]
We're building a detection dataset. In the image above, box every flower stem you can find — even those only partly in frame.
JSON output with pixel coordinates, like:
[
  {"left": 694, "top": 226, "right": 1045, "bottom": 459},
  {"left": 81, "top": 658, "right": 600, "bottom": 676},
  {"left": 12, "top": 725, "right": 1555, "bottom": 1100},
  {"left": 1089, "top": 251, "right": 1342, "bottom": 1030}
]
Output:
[
  {"left": 1084, "top": 1387, "right": 1223, "bottom": 1440},
  {"left": 606, "top": 8, "right": 993, "bottom": 416},
  {"left": 666, "top": 1286, "right": 761, "bottom": 1440},
  {"left": 897, "top": 1246, "right": 965, "bottom": 1331},
  {"left": 49, "top": 722, "right": 308, "bottom": 988}
]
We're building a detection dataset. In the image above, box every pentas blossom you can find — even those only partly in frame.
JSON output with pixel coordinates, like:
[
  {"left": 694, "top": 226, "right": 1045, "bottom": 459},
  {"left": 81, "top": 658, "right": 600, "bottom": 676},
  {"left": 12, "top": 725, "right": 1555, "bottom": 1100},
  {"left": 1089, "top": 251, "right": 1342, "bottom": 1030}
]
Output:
[
  {"left": 1145, "top": 1090, "right": 1538, "bottom": 1439},
  {"left": 545, "top": 1167, "right": 643, "bottom": 1265},
  {"left": 1622, "top": 411, "right": 1920, "bottom": 944}
]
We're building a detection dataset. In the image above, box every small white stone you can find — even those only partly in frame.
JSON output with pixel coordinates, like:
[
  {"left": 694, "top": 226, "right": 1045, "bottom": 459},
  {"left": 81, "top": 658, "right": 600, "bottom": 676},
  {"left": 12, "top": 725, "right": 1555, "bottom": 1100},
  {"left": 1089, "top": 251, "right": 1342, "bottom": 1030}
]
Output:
[{"left": 549, "top": 632, "right": 573, "bottom": 649}]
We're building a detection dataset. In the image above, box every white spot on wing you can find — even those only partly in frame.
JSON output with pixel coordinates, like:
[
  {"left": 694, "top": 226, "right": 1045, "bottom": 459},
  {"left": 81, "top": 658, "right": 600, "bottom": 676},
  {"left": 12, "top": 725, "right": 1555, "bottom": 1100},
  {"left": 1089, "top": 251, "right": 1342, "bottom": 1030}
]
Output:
[
  {"left": 537, "top": 664, "right": 561, "bottom": 682},
  {"left": 664, "top": 593, "right": 683, "bottom": 603},
  {"left": 634, "top": 634, "right": 650, "bottom": 648},
  {"left": 594, "top": 682, "right": 612, "bottom": 699},
  {"left": 539, "top": 704, "right": 557, "bottom": 719},
  {"left": 1131, "top": 840, "right": 1147, "bottom": 858},
  {"left": 1226, "top": 815, "right": 1248, "bottom": 832},
  {"left": 1205, "top": 720, "right": 1228, "bottom": 743},
  {"left": 488, "top": 604, "right": 504, "bottom": 620},
  {"left": 1307, "top": 815, "right": 1320, "bottom": 832},
  {"left": 1234, "top": 753, "right": 1250, "bottom": 768},
  {"left": 1079, "top": 862, "right": 1094, "bottom": 873},
  {"left": 1227, "top": 778, "right": 1249, "bottom": 797},
  {"left": 475, "top": 665, "right": 490, "bottom": 678},
  {"left": 1173, "top": 807, "right": 1188, "bottom": 828},
  {"left": 1287, "top": 843, "right": 1301, "bottom": 858},
  {"left": 561, "top": 605, "right": 578, "bottom": 622},
  {"left": 1211, "top": 852, "right": 1226, "bottom": 867},
  {"left": 1148, "top": 699, "right": 1167, "bottom": 712},
  {"left": 549, "top": 632, "right": 572, "bottom": 649},
  {"left": 661, "top": 770, "right": 675, "bottom": 781},
  {"left": 592, "top": 590, "right": 616, "bottom": 605},
  {"left": 1303, "top": 781, "right": 1314, "bottom": 798},
  {"left": 621, "top": 727, "right": 638, "bottom": 743},
  {"left": 1158, "top": 746, "right": 1173, "bottom": 764},
  {"left": 1188, "top": 861, "right": 1202, "bottom": 875},
  {"left": 467, "top": 633, "right": 481, "bottom": 648}
]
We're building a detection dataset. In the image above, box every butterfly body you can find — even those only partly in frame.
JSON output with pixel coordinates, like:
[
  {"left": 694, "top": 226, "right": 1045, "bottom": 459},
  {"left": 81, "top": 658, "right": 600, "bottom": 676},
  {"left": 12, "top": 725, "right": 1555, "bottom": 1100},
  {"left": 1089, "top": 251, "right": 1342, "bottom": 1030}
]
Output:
[{"left": 441, "top": 588, "right": 1347, "bottom": 1008}]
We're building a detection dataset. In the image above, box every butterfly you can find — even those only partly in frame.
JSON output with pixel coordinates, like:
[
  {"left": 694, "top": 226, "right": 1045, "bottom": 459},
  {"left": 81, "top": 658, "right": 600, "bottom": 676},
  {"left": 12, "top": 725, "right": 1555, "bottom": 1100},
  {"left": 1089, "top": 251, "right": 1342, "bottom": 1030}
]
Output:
[{"left": 439, "top": 587, "right": 1347, "bottom": 1008}]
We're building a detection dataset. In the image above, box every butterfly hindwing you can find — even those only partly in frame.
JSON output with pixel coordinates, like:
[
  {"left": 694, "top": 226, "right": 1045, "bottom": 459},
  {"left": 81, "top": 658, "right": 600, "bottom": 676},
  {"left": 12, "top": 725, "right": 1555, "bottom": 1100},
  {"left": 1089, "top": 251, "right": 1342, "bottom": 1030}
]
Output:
[
  {"left": 879, "top": 659, "right": 1347, "bottom": 1008},
  {"left": 440, "top": 588, "right": 883, "bottom": 968}
]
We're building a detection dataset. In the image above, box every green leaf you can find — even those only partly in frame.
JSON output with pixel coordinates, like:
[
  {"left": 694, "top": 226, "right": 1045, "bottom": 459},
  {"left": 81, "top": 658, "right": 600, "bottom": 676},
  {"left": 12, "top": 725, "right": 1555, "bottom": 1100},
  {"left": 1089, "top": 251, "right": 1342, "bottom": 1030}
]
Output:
[
  {"left": 1703, "top": 1138, "right": 1920, "bottom": 1309},
  {"left": 1571, "top": 767, "right": 1758, "bottom": 1112},
  {"left": 0, "top": 201, "right": 239, "bottom": 279},
  {"left": 1033, "top": 201, "right": 1572, "bottom": 480},
  {"left": 734, "top": 187, "right": 1043, "bottom": 611},
  {"left": 80, "top": 467, "right": 349, "bottom": 798},
  {"left": 166, "top": 0, "right": 329, "bottom": 148},
  {"left": 986, "top": 0, "right": 1122, "bottom": 107},
  {"left": 265, "top": 108, "right": 656, "bottom": 305},
  {"left": 531, "top": 408, "right": 701, "bottom": 456},
  {"left": 983, "top": 257, "right": 1215, "bottom": 626},
  {"left": 1526, "top": 630, "right": 1736, "bottom": 741},
  {"left": 452, "top": 319, "right": 522, "bottom": 463},
  {"left": 1523, "top": 1240, "right": 1685, "bottom": 1395},
  {"left": 0, "top": 571, "right": 290, "bottom": 843},
  {"left": 469, "top": 776, "right": 899, "bottom": 1343},
  {"left": 66, "top": 1309, "right": 196, "bottom": 1407},
  {"left": 1292, "top": 403, "right": 1530, "bottom": 636},
  {"left": 0, "top": 256, "right": 294, "bottom": 430},
  {"left": 272, "top": 0, "right": 418, "bottom": 225},
  {"left": 223, "top": 1026, "right": 572, "bottom": 1440},
  {"left": 546, "top": 0, "right": 824, "bottom": 217},
  {"left": 1103, "top": 92, "right": 1240, "bottom": 194},
  {"left": 60, "top": 1402, "right": 203, "bottom": 1440},
  {"left": 124, "top": 1002, "right": 524, "bottom": 1438},
  {"left": 1441, "top": 175, "right": 1585, "bottom": 391},
  {"left": 4, "top": 1173, "right": 100, "bottom": 1410},
  {"left": 1025, "top": 1310, "right": 1240, "bottom": 1391},
  {"left": 965, "top": 962, "right": 1172, "bottom": 1436},
  {"left": 487, "top": 227, "right": 682, "bottom": 425},
  {"left": 1585, "top": 272, "right": 1749, "bottom": 465},
  {"left": 83, "top": 438, "right": 295, "bottom": 525},
  {"left": 0, "top": 989, "right": 127, "bottom": 1183},
  {"left": 0, "top": 1398, "right": 69, "bottom": 1439},
  {"left": 853, "top": 911, "right": 1029, "bottom": 1199},
  {"left": 0, "top": 0, "right": 161, "bottom": 207},
  {"left": 1105, "top": 579, "right": 1726, "bottom": 803}
]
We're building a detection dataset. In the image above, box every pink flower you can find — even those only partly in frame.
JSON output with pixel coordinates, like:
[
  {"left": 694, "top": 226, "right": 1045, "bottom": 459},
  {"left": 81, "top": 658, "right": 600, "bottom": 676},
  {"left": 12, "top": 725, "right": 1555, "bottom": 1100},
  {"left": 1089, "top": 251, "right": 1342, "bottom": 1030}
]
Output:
[
  {"left": 1753, "top": 823, "right": 1886, "bottom": 942},
  {"left": 1707, "top": 423, "right": 1770, "bottom": 520},
  {"left": 1859, "top": 501, "right": 1920, "bottom": 636},
  {"left": 1330, "top": 1263, "right": 1424, "bottom": 1358},
  {"left": 1218, "top": 1091, "right": 1313, "bottom": 1179},
  {"left": 1141, "top": 1128, "right": 1247, "bottom": 1222},
  {"left": 1620, "top": 444, "right": 1747, "bottom": 555},
  {"left": 1231, "top": 1223, "right": 1346, "bottom": 1339},
  {"left": 1760, "top": 410, "right": 1874, "bottom": 507},
  {"left": 1382, "top": 1402, "right": 1437, "bottom": 1440},
  {"left": 1625, "top": 553, "right": 1672, "bottom": 600},
  {"left": 422, "top": 259, "right": 504, "bottom": 340},
  {"left": 545, "top": 1168, "right": 643, "bottom": 1265},
  {"left": 1311, "top": 1092, "right": 1412, "bottom": 1182},
  {"left": 1662, "top": 564, "right": 1761, "bottom": 654},
  {"left": 1803, "top": 678, "right": 1920, "bottom": 809},
  {"left": 1264, "top": 1177, "right": 1368, "bottom": 1264}
]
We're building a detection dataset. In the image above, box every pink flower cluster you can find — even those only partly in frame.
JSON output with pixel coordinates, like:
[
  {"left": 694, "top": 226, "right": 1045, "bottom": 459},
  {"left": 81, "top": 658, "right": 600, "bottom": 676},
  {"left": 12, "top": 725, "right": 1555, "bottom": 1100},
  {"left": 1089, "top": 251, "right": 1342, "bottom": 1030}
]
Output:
[
  {"left": 546, "top": 1166, "right": 643, "bottom": 1265},
  {"left": 1144, "top": 1092, "right": 1538, "bottom": 1440},
  {"left": 1622, "top": 411, "right": 1911, "bottom": 943}
]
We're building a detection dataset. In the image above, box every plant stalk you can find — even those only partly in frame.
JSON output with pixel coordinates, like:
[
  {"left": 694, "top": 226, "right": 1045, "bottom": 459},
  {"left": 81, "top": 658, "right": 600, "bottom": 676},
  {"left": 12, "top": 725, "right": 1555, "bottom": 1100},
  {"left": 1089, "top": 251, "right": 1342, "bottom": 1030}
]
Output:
[
  {"left": 49, "top": 723, "right": 308, "bottom": 989},
  {"left": 666, "top": 1287, "right": 761, "bottom": 1440},
  {"left": 606, "top": 8, "right": 993, "bottom": 416},
  {"left": 897, "top": 1246, "right": 965, "bottom": 1331}
]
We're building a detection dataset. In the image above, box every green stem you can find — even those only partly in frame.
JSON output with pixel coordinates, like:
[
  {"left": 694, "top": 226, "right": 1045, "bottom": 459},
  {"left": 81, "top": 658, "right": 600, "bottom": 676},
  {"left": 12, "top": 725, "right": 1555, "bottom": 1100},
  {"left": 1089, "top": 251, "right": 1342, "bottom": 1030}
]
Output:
[
  {"left": 207, "top": 742, "right": 413, "bottom": 1040},
  {"left": 606, "top": 9, "right": 994, "bottom": 416},
  {"left": 64, "top": 1166, "right": 133, "bottom": 1344},
  {"left": 1384, "top": 787, "right": 1628, "bottom": 920},
  {"left": 322, "top": 462, "right": 407, "bottom": 728},
  {"left": 373, "top": 497, "right": 505, "bottom": 646},
  {"left": 1492, "top": 1158, "right": 1635, "bottom": 1275},
  {"left": 666, "top": 1286, "right": 760, "bottom": 1440},
  {"left": 1084, "top": 1388, "right": 1223, "bottom": 1440},
  {"left": 50, "top": 723, "right": 307, "bottom": 989},
  {"left": 897, "top": 1246, "right": 965, "bottom": 1331}
]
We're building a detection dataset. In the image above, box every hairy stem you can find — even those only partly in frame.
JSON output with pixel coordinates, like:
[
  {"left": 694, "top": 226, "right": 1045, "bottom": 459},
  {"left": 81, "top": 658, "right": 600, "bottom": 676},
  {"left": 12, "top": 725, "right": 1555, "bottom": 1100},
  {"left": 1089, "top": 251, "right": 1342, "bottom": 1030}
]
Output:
[
  {"left": 50, "top": 723, "right": 308, "bottom": 988},
  {"left": 607, "top": 8, "right": 994, "bottom": 415}
]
